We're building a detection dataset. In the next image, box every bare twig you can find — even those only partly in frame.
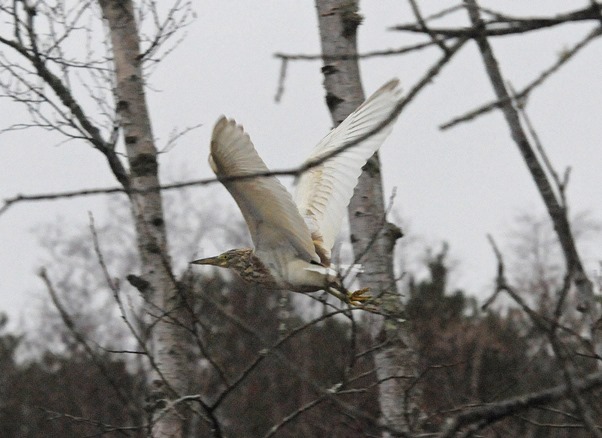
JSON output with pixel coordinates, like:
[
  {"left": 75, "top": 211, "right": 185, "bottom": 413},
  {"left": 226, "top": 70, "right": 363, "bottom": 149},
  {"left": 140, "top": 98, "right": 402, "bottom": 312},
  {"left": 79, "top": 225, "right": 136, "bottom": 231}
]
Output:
[
  {"left": 548, "top": 333, "right": 602, "bottom": 438},
  {"left": 464, "top": 0, "right": 594, "bottom": 313},
  {"left": 199, "top": 291, "right": 406, "bottom": 435},
  {"left": 407, "top": 0, "right": 449, "bottom": 54},
  {"left": 2, "top": 38, "right": 467, "bottom": 219},
  {"left": 43, "top": 408, "right": 145, "bottom": 436},
  {"left": 440, "top": 26, "right": 602, "bottom": 130},
  {"left": 151, "top": 392, "right": 222, "bottom": 438},
  {"left": 263, "top": 396, "right": 326, "bottom": 438},
  {"left": 439, "top": 370, "right": 602, "bottom": 437},
  {"left": 158, "top": 122, "right": 204, "bottom": 153},
  {"left": 485, "top": 234, "right": 550, "bottom": 331},
  {"left": 509, "top": 83, "right": 569, "bottom": 207},
  {"left": 138, "top": 0, "right": 194, "bottom": 64},
  {"left": 209, "top": 306, "right": 362, "bottom": 410},
  {"left": 38, "top": 268, "right": 134, "bottom": 408},
  {"left": 273, "top": 38, "right": 447, "bottom": 101},
  {"left": 174, "top": 271, "right": 232, "bottom": 385},
  {"left": 89, "top": 214, "right": 178, "bottom": 397},
  {"left": 481, "top": 234, "right": 504, "bottom": 310},
  {"left": 393, "top": 4, "right": 602, "bottom": 37},
  {"left": 274, "top": 56, "right": 288, "bottom": 103},
  {"left": 274, "top": 40, "right": 440, "bottom": 62}
]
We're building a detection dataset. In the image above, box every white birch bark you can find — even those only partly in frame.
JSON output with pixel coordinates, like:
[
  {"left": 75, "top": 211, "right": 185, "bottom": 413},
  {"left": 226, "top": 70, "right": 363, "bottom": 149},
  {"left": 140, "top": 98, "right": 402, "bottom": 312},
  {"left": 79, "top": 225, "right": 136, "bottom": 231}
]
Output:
[
  {"left": 314, "top": 1, "right": 420, "bottom": 435},
  {"left": 99, "top": 1, "right": 190, "bottom": 436}
]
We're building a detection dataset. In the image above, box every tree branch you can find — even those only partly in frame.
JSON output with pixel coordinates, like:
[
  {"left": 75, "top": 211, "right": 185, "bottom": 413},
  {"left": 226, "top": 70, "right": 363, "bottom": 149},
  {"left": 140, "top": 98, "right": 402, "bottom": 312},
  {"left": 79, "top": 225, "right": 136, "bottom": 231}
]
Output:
[
  {"left": 440, "top": 370, "right": 602, "bottom": 437},
  {"left": 393, "top": 3, "right": 602, "bottom": 37},
  {"left": 464, "top": 0, "right": 594, "bottom": 313},
  {"left": 440, "top": 25, "right": 602, "bottom": 130}
]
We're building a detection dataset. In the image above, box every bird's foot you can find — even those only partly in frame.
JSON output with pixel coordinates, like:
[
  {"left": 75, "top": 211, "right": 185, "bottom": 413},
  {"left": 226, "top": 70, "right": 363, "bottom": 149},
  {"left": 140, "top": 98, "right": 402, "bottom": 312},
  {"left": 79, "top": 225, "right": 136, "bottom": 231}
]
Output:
[
  {"left": 347, "top": 287, "right": 371, "bottom": 305},
  {"left": 326, "top": 286, "right": 375, "bottom": 310}
]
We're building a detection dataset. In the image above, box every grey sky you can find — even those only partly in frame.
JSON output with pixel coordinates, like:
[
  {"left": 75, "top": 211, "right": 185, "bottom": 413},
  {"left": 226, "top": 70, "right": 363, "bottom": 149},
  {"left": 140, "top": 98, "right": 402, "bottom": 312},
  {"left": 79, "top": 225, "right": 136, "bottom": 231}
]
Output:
[{"left": 1, "top": 1, "right": 601, "bottom": 325}]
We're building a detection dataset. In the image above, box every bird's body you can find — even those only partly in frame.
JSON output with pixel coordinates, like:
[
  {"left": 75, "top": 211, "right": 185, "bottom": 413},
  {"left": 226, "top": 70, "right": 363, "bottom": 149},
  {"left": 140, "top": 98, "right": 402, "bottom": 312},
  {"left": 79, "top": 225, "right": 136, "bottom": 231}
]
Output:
[
  {"left": 197, "top": 248, "right": 339, "bottom": 293},
  {"left": 192, "top": 79, "right": 403, "bottom": 304}
]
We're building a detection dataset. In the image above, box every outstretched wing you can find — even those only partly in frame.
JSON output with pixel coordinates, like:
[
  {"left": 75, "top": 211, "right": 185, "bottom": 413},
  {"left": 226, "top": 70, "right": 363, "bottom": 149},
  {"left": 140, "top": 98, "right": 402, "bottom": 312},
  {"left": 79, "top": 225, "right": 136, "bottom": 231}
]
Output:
[
  {"left": 294, "top": 79, "right": 403, "bottom": 263},
  {"left": 210, "top": 117, "right": 319, "bottom": 262}
]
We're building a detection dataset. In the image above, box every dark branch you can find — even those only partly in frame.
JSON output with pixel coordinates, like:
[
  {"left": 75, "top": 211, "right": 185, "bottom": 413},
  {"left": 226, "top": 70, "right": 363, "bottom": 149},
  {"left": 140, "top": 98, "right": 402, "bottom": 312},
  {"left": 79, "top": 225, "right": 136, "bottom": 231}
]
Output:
[
  {"left": 392, "top": 4, "right": 602, "bottom": 37},
  {"left": 440, "top": 25, "right": 602, "bottom": 130},
  {"left": 464, "top": 0, "right": 594, "bottom": 313},
  {"left": 2, "top": 38, "right": 467, "bottom": 218},
  {"left": 440, "top": 370, "right": 602, "bottom": 437}
]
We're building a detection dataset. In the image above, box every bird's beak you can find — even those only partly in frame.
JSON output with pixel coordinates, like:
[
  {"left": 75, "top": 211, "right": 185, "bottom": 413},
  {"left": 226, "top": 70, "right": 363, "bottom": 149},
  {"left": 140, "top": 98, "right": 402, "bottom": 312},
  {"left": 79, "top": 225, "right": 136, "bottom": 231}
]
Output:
[{"left": 190, "top": 256, "right": 220, "bottom": 266}]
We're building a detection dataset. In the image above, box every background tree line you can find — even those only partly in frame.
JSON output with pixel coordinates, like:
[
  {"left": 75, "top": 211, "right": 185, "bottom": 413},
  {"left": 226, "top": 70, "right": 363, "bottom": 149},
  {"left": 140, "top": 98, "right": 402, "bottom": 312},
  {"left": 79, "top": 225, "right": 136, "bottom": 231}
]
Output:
[{"left": 2, "top": 210, "right": 598, "bottom": 437}]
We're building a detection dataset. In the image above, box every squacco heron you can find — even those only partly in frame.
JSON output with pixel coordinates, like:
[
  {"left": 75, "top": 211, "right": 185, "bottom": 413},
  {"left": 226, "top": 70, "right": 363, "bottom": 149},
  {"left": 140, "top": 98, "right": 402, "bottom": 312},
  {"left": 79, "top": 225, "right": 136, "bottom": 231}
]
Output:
[{"left": 192, "top": 79, "right": 402, "bottom": 305}]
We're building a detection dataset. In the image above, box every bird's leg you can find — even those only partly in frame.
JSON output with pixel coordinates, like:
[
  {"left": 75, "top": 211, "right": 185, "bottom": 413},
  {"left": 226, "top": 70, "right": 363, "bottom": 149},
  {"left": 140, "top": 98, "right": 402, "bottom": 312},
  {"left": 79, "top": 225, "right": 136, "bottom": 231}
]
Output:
[
  {"left": 326, "top": 286, "right": 349, "bottom": 303},
  {"left": 331, "top": 269, "right": 372, "bottom": 305}
]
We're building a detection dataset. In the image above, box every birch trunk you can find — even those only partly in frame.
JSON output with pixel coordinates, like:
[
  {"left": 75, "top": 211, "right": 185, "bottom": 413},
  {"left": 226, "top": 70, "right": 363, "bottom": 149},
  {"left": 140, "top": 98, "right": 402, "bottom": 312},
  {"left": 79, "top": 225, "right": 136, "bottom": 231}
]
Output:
[
  {"left": 314, "top": 1, "right": 419, "bottom": 435},
  {"left": 99, "top": 1, "right": 190, "bottom": 436}
]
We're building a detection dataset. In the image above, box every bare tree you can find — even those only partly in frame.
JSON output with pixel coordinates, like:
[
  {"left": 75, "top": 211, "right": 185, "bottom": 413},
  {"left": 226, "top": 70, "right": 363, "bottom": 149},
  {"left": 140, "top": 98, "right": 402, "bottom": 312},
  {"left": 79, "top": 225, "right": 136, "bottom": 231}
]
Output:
[
  {"left": 314, "top": 1, "right": 418, "bottom": 435},
  {"left": 0, "top": 1, "right": 196, "bottom": 435}
]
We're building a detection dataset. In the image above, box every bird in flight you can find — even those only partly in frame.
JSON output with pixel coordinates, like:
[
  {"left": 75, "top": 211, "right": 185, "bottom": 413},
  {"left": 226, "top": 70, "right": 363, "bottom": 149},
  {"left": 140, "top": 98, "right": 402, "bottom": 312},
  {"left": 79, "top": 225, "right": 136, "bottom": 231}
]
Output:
[{"left": 192, "top": 79, "right": 402, "bottom": 306}]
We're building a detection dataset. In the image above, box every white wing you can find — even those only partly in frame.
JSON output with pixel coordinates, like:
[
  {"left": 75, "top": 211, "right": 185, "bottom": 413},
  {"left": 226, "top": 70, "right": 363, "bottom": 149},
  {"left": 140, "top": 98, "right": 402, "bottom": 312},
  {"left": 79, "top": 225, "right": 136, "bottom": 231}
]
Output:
[
  {"left": 210, "top": 117, "right": 319, "bottom": 263},
  {"left": 294, "top": 79, "right": 402, "bottom": 263}
]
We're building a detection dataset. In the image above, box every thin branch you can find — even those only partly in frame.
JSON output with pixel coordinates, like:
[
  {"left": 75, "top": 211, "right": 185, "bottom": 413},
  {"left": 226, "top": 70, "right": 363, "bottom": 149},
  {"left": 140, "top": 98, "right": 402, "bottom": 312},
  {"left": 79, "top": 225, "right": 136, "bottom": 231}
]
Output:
[
  {"left": 209, "top": 306, "right": 361, "bottom": 410},
  {"left": 199, "top": 291, "right": 402, "bottom": 434},
  {"left": 158, "top": 122, "right": 204, "bottom": 153},
  {"left": 38, "top": 268, "right": 134, "bottom": 409},
  {"left": 175, "top": 270, "right": 231, "bottom": 385},
  {"left": 274, "top": 40, "right": 439, "bottom": 62},
  {"left": 481, "top": 234, "right": 503, "bottom": 310},
  {"left": 509, "top": 83, "right": 569, "bottom": 207},
  {"left": 273, "top": 39, "right": 444, "bottom": 101},
  {"left": 3, "top": 29, "right": 469, "bottom": 222},
  {"left": 151, "top": 392, "right": 222, "bottom": 438},
  {"left": 484, "top": 234, "right": 550, "bottom": 331},
  {"left": 519, "top": 415, "right": 601, "bottom": 431},
  {"left": 90, "top": 221, "right": 175, "bottom": 394},
  {"left": 484, "top": 228, "right": 602, "bottom": 436},
  {"left": 487, "top": 235, "right": 599, "bottom": 369},
  {"left": 274, "top": 56, "right": 287, "bottom": 103},
  {"left": 392, "top": 4, "right": 602, "bottom": 37},
  {"left": 42, "top": 408, "right": 144, "bottom": 436},
  {"left": 548, "top": 333, "right": 602, "bottom": 438},
  {"left": 0, "top": 28, "right": 130, "bottom": 189},
  {"left": 464, "top": 0, "right": 594, "bottom": 313},
  {"left": 263, "top": 396, "right": 326, "bottom": 438},
  {"left": 2, "top": 37, "right": 467, "bottom": 218},
  {"left": 407, "top": 0, "right": 449, "bottom": 54},
  {"left": 440, "top": 25, "right": 602, "bottom": 130},
  {"left": 439, "top": 370, "right": 602, "bottom": 437}
]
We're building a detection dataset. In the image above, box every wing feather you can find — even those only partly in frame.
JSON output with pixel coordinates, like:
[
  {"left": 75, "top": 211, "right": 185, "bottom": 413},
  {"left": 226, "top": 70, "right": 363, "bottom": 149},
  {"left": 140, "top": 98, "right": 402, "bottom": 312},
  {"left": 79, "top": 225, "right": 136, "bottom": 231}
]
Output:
[
  {"left": 210, "top": 117, "right": 319, "bottom": 262},
  {"left": 294, "top": 79, "right": 403, "bottom": 262}
]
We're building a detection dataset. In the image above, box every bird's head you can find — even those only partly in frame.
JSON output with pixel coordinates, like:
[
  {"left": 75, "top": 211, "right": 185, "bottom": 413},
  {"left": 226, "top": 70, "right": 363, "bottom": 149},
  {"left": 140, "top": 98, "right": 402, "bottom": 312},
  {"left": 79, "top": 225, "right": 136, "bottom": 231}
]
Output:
[{"left": 190, "top": 248, "right": 252, "bottom": 270}]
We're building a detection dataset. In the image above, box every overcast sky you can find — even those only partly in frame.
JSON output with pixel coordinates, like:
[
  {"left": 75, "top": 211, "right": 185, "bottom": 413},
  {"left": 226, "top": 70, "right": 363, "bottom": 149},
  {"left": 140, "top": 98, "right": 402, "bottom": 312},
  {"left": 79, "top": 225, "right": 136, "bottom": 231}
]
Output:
[{"left": 1, "top": 1, "right": 601, "bottom": 327}]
